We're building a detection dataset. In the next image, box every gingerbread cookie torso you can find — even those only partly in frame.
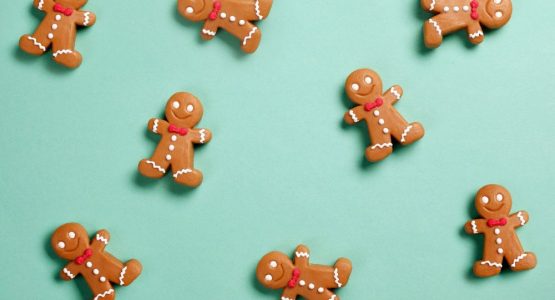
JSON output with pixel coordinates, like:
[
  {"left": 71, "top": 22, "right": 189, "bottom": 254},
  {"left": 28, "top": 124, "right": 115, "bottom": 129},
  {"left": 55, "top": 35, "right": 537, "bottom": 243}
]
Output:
[
  {"left": 421, "top": 0, "right": 512, "bottom": 48},
  {"left": 51, "top": 223, "right": 142, "bottom": 300},
  {"left": 19, "top": 0, "right": 96, "bottom": 68},
  {"left": 343, "top": 68, "right": 425, "bottom": 162},
  {"left": 138, "top": 92, "right": 212, "bottom": 187},
  {"left": 464, "top": 184, "right": 537, "bottom": 277},
  {"left": 256, "top": 245, "right": 352, "bottom": 300},
  {"left": 177, "top": 0, "right": 272, "bottom": 53}
]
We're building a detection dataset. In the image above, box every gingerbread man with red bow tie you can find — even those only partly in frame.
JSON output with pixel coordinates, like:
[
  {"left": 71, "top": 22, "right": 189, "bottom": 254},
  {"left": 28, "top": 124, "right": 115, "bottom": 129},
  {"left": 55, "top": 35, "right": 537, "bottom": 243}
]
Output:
[
  {"left": 51, "top": 223, "right": 142, "bottom": 300},
  {"left": 138, "top": 92, "right": 212, "bottom": 187},
  {"left": 256, "top": 245, "right": 352, "bottom": 300},
  {"left": 464, "top": 184, "right": 537, "bottom": 277},
  {"left": 343, "top": 68, "right": 425, "bottom": 162},
  {"left": 19, "top": 0, "right": 96, "bottom": 68}
]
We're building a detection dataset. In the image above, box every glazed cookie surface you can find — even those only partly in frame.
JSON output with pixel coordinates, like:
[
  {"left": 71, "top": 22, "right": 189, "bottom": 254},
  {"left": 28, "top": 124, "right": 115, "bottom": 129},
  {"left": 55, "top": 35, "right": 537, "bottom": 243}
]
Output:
[
  {"left": 19, "top": 0, "right": 96, "bottom": 68},
  {"left": 178, "top": 0, "right": 273, "bottom": 53},
  {"left": 464, "top": 184, "right": 537, "bottom": 277},
  {"left": 256, "top": 245, "right": 352, "bottom": 300},
  {"left": 51, "top": 223, "right": 142, "bottom": 300}
]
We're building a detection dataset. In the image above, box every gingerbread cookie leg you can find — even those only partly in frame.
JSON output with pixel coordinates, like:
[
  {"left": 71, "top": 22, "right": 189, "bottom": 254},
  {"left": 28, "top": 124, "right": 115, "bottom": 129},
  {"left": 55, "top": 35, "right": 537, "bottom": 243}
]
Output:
[
  {"left": 226, "top": 22, "right": 261, "bottom": 53},
  {"left": 365, "top": 125, "right": 393, "bottom": 162},
  {"left": 171, "top": 159, "right": 203, "bottom": 187},
  {"left": 504, "top": 238, "right": 536, "bottom": 272},
  {"left": 87, "top": 281, "right": 115, "bottom": 300},
  {"left": 102, "top": 258, "right": 142, "bottom": 286},
  {"left": 388, "top": 112, "right": 425, "bottom": 146},
  {"left": 19, "top": 27, "right": 51, "bottom": 55},
  {"left": 423, "top": 14, "right": 468, "bottom": 48},
  {"left": 474, "top": 243, "right": 503, "bottom": 277},
  {"left": 312, "top": 259, "right": 352, "bottom": 290},
  {"left": 139, "top": 145, "right": 171, "bottom": 179},
  {"left": 51, "top": 32, "right": 82, "bottom": 68}
]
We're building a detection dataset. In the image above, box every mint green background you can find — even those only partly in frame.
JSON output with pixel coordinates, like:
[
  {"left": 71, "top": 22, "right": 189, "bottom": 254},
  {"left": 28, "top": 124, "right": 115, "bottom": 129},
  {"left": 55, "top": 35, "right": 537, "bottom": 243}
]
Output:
[{"left": 1, "top": 0, "right": 554, "bottom": 298}]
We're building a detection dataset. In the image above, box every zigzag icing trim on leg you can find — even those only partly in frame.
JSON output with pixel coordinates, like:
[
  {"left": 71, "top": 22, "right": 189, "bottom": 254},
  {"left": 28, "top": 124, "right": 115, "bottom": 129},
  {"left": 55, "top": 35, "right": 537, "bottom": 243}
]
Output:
[
  {"left": 27, "top": 36, "right": 46, "bottom": 52},
  {"left": 281, "top": 297, "right": 293, "bottom": 300},
  {"left": 119, "top": 266, "right": 127, "bottom": 285},
  {"left": 94, "top": 289, "right": 114, "bottom": 300},
  {"left": 254, "top": 0, "right": 263, "bottom": 19},
  {"left": 63, "top": 268, "right": 75, "bottom": 279},
  {"left": 96, "top": 234, "right": 109, "bottom": 245},
  {"left": 146, "top": 160, "right": 166, "bottom": 174},
  {"left": 199, "top": 129, "right": 206, "bottom": 144},
  {"left": 173, "top": 168, "right": 192, "bottom": 178},
  {"left": 349, "top": 110, "right": 359, "bottom": 123},
  {"left": 295, "top": 251, "right": 309, "bottom": 258},
  {"left": 329, "top": 295, "right": 337, "bottom": 300},
  {"left": 400, "top": 125, "right": 413, "bottom": 143},
  {"left": 202, "top": 29, "right": 216, "bottom": 36},
  {"left": 429, "top": 0, "right": 436, "bottom": 10},
  {"left": 152, "top": 119, "right": 159, "bottom": 133},
  {"left": 428, "top": 19, "right": 442, "bottom": 36},
  {"left": 511, "top": 253, "right": 528, "bottom": 268},
  {"left": 480, "top": 260, "right": 502, "bottom": 268},
  {"left": 333, "top": 268, "right": 342, "bottom": 287},
  {"left": 517, "top": 211, "right": 526, "bottom": 225},
  {"left": 390, "top": 87, "right": 401, "bottom": 100},
  {"left": 53, "top": 49, "right": 73, "bottom": 57},
  {"left": 37, "top": 0, "right": 44, "bottom": 10},
  {"left": 471, "top": 220, "right": 478, "bottom": 234},
  {"left": 243, "top": 27, "right": 258, "bottom": 45},
  {"left": 371, "top": 143, "right": 393, "bottom": 150},
  {"left": 83, "top": 12, "right": 91, "bottom": 26},
  {"left": 469, "top": 30, "right": 483, "bottom": 39}
]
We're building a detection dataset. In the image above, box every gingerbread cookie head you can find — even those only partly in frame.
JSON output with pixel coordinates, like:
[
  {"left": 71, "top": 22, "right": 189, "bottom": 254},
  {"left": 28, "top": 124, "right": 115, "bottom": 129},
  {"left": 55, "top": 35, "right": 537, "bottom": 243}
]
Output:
[
  {"left": 165, "top": 92, "right": 204, "bottom": 129},
  {"left": 51, "top": 223, "right": 90, "bottom": 261},
  {"left": 480, "top": 0, "right": 512, "bottom": 29},
  {"left": 345, "top": 68, "right": 383, "bottom": 105},
  {"left": 256, "top": 251, "right": 294, "bottom": 289},
  {"left": 475, "top": 184, "right": 512, "bottom": 219},
  {"left": 179, "top": 0, "right": 213, "bottom": 21},
  {"left": 56, "top": 0, "right": 88, "bottom": 9}
]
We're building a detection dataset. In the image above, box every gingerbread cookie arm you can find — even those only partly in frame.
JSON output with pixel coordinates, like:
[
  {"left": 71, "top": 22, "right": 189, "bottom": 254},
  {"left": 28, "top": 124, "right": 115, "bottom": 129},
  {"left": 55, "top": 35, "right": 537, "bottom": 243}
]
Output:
[
  {"left": 74, "top": 11, "right": 96, "bottom": 27},
  {"left": 201, "top": 21, "right": 219, "bottom": 41},
  {"left": 383, "top": 85, "right": 403, "bottom": 105},
  {"left": 148, "top": 118, "right": 169, "bottom": 135},
  {"left": 293, "top": 245, "right": 310, "bottom": 267},
  {"left": 91, "top": 229, "right": 110, "bottom": 252},
  {"left": 281, "top": 289, "right": 297, "bottom": 300},
  {"left": 189, "top": 128, "right": 212, "bottom": 144},
  {"left": 60, "top": 262, "right": 79, "bottom": 280},
  {"left": 344, "top": 105, "right": 366, "bottom": 125},
  {"left": 420, "top": 0, "right": 446, "bottom": 13},
  {"left": 466, "top": 22, "right": 484, "bottom": 44},
  {"left": 34, "top": 0, "right": 54, "bottom": 10},
  {"left": 464, "top": 219, "right": 486, "bottom": 235},
  {"left": 509, "top": 211, "right": 529, "bottom": 228}
]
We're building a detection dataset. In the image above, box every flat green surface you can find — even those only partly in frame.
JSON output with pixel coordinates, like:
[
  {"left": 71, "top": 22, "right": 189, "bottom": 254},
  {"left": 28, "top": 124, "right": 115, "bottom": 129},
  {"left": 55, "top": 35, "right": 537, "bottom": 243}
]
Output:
[{"left": 1, "top": 0, "right": 555, "bottom": 299}]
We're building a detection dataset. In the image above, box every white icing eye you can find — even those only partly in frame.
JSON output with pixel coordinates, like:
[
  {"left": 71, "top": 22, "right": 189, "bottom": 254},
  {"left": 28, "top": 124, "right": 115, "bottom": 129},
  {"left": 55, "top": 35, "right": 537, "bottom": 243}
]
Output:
[
  {"left": 495, "top": 11, "right": 503, "bottom": 18},
  {"left": 186, "top": 104, "right": 194, "bottom": 112},
  {"left": 494, "top": 0, "right": 502, "bottom": 4},
  {"left": 364, "top": 76, "right": 372, "bottom": 84},
  {"left": 351, "top": 83, "right": 360, "bottom": 91},
  {"left": 481, "top": 196, "right": 489, "bottom": 204},
  {"left": 269, "top": 261, "right": 277, "bottom": 268},
  {"left": 185, "top": 6, "right": 194, "bottom": 14},
  {"left": 68, "top": 232, "right": 76, "bottom": 239},
  {"left": 57, "top": 242, "right": 66, "bottom": 249},
  {"left": 264, "top": 274, "right": 273, "bottom": 281},
  {"left": 496, "top": 194, "right": 503, "bottom": 202},
  {"left": 172, "top": 101, "right": 180, "bottom": 109}
]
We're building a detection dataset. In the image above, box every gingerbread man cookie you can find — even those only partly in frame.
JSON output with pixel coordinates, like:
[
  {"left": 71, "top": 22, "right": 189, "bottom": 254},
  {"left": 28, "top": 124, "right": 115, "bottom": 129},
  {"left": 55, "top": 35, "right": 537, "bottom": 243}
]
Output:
[
  {"left": 421, "top": 0, "right": 512, "bottom": 48},
  {"left": 51, "top": 223, "right": 142, "bottom": 300},
  {"left": 256, "top": 245, "right": 352, "bottom": 300},
  {"left": 138, "top": 92, "right": 212, "bottom": 187},
  {"left": 177, "top": 0, "right": 272, "bottom": 53},
  {"left": 343, "top": 68, "right": 425, "bottom": 162},
  {"left": 464, "top": 184, "right": 537, "bottom": 277},
  {"left": 19, "top": 0, "right": 96, "bottom": 68}
]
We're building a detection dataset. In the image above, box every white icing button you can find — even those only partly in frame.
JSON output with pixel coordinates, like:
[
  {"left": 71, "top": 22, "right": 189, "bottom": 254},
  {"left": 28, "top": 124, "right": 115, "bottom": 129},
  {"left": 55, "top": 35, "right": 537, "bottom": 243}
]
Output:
[
  {"left": 378, "top": 118, "right": 385, "bottom": 125},
  {"left": 93, "top": 269, "right": 99, "bottom": 275},
  {"left": 443, "top": 6, "right": 449, "bottom": 12},
  {"left": 220, "top": 12, "right": 226, "bottom": 18},
  {"left": 264, "top": 274, "right": 272, "bottom": 281},
  {"left": 229, "top": 16, "right": 236, "bottom": 22},
  {"left": 453, "top": 6, "right": 460, "bottom": 12},
  {"left": 299, "top": 280, "right": 305, "bottom": 286},
  {"left": 463, "top": 5, "right": 469, "bottom": 11},
  {"left": 494, "top": 228, "right": 501, "bottom": 235},
  {"left": 373, "top": 110, "right": 380, "bottom": 117},
  {"left": 100, "top": 277, "right": 106, "bottom": 282},
  {"left": 383, "top": 128, "right": 390, "bottom": 134},
  {"left": 239, "top": 20, "right": 245, "bottom": 25},
  {"left": 47, "top": 33, "right": 54, "bottom": 39},
  {"left": 495, "top": 11, "right": 503, "bottom": 18},
  {"left": 171, "top": 135, "right": 177, "bottom": 142},
  {"left": 166, "top": 155, "right": 172, "bottom": 161},
  {"left": 86, "top": 262, "right": 93, "bottom": 268},
  {"left": 185, "top": 6, "right": 194, "bottom": 14},
  {"left": 494, "top": 0, "right": 502, "bottom": 4},
  {"left": 318, "top": 287, "right": 324, "bottom": 293},
  {"left": 497, "top": 248, "right": 504, "bottom": 254},
  {"left": 55, "top": 15, "right": 62, "bottom": 20},
  {"left": 52, "top": 24, "right": 58, "bottom": 30},
  {"left": 308, "top": 283, "right": 315, "bottom": 290},
  {"left": 496, "top": 238, "right": 502, "bottom": 244},
  {"left": 169, "top": 145, "right": 175, "bottom": 151}
]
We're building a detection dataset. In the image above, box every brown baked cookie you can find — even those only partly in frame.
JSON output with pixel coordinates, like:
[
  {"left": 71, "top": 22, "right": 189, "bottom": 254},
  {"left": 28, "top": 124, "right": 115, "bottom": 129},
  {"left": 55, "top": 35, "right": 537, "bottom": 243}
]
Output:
[
  {"left": 421, "top": 0, "right": 512, "bottom": 48},
  {"left": 51, "top": 223, "right": 142, "bottom": 300},
  {"left": 464, "top": 184, "right": 537, "bottom": 277},
  {"left": 138, "top": 92, "right": 212, "bottom": 187},
  {"left": 256, "top": 245, "right": 352, "bottom": 300},
  {"left": 343, "top": 68, "right": 425, "bottom": 162},
  {"left": 177, "top": 0, "right": 272, "bottom": 53},
  {"left": 19, "top": 0, "right": 96, "bottom": 68}
]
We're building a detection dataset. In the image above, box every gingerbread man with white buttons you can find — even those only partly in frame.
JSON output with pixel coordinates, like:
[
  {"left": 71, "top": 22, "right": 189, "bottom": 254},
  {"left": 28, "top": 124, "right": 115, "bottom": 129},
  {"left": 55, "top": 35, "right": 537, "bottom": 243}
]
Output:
[
  {"left": 138, "top": 92, "right": 212, "bottom": 187},
  {"left": 177, "top": 0, "right": 272, "bottom": 53},
  {"left": 421, "top": 0, "right": 512, "bottom": 48},
  {"left": 19, "top": 0, "right": 96, "bottom": 68},
  {"left": 464, "top": 184, "right": 537, "bottom": 277},
  {"left": 343, "top": 68, "right": 425, "bottom": 162},
  {"left": 51, "top": 223, "right": 142, "bottom": 300},
  {"left": 256, "top": 245, "right": 352, "bottom": 300}
]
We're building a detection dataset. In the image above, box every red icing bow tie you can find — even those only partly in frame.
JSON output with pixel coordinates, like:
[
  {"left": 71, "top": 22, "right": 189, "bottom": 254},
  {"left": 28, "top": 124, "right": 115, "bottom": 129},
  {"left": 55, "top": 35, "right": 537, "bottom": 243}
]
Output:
[
  {"left": 470, "top": 0, "right": 479, "bottom": 20},
  {"left": 74, "top": 248, "right": 92, "bottom": 265},
  {"left": 53, "top": 3, "right": 74, "bottom": 16},
  {"left": 209, "top": 1, "right": 222, "bottom": 20},
  {"left": 364, "top": 97, "right": 384, "bottom": 111},
  {"left": 168, "top": 124, "right": 189, "bottom": 136},
  {"left": 287, "top": 268, "right": 301, "bottom": 288},
  {"left": 487, "top": 218, "right": 507, "bottom": 227}
]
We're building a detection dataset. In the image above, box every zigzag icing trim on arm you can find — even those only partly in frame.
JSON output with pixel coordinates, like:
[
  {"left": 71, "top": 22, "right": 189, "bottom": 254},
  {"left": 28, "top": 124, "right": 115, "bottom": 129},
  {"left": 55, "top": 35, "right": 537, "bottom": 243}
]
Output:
[
  {"left": 173, "top": 168, "right": 192, "bottom": 178},
  {"left": 480, "top": 261, "right": 502, "bottom": 268},
  {"left": 390, "top": 87, "right": 401, "bottom": 100},
  {"left": 53, "top": 49, "right": 73, "bottom": 57},
  {"left": 329, "top": 295, "right": 337, "bottom": 300},
  {"left": 333, "top": 268, "right": 342, "bottom": 287},
  {"left": 63, "top": 268, "right": 75, "bottom": 279},
  {"left": 428, "top": 19, "right": 442, "bottom": 35},
  {"left": 254, "top": 0, "right": 263, "bottom": 19},
  {"left": 27, "top": 36, "right": 46, "bottom": 52},
  {"left": 348, "top": 110, "right": 359, "bottom": 123},
  {"left": 371, "top": 143, "right": 393, "bottom": 150},
  {"left": 83, "top": 12, "right": 91, "bottom": 26},
  {"left": 517, "top": 211, "right": 526, "bottom": 225},
  {"left": 94, "top": 289, "right": 114, "bottom": 300},
  {"left": 243, "top": 27, "right": 258, "bottom": 45},
  {"left": 96, "top": 234, "right": 109, "bottom": 245},
  {"left": 471, "top": 220, "right": 478, "bottom": 234},
  {"left": 295, "top": 251, "right": 309, "bottom": 258},
  {"left": 199, "top": 129, "right": 206, "bottom": 144},
  {"left": 429, "top": 0, "right": 436, "bottom": 10},
  {"left": 400, "top": 125, "right": 413, "bottom": 143},
  {"left": 38, "top": 0, "right": 44, "bottom": 10},
  {"left": 469, "top": 30, "right": 483, "bottom": 39},
  {"left": 119, "top": 266, "right": 127, "bottom": 285},
  {"left": 152, "top": 119, "right": 159, "bottom": 133},
  {"left": 511, "top": 253, "right": 528, "bottom": 268},
  {"left": 146, "top": 160, "right": 166, "bottom": 174},
  {"left": 202, "top": 29, "right": 216, "bottom": 36}
]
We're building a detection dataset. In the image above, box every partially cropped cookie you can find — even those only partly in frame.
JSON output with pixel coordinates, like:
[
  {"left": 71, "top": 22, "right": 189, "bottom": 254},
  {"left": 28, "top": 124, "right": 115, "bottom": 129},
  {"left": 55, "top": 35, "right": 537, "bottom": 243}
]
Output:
[
  {"left": 177, "top": 0, "right": 273, "bottom": 53},
  {"left": 421, "top": 0, "right": 512, "bottom": 48},
  {"left": 138, "top": 92, "right": 212, "bottom": 187},
  {"left": 343, "top": 68, "right": 425, "bottom": 162},
  {"left": 464, "top": 184, "right": 537, "bottom": 277},
  {"left": 51, "top": 223, "right": 142, "bottom": 300},
  {"left": 256, "top": 245, "right": 352, "bottom": 300}
]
